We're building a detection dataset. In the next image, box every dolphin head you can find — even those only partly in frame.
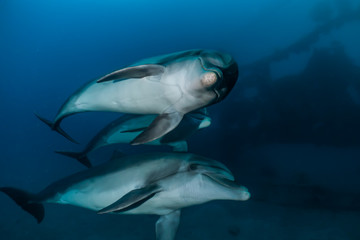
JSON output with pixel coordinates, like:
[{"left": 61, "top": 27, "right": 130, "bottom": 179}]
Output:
[
  {"left": 161, "top": 154, "right": 250, "bottom": 205},
  {"left": 186, "top": 154, "right": 250, "bottom": 201},
  {"left": 198, "top": 50, "right": 239, "bottom": 104}
]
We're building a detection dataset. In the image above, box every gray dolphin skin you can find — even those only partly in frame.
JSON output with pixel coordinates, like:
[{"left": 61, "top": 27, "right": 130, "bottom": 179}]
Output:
[
  {"left": 36, "top": 49, "right": 238, "bottom": 145},
  {"left": 0, "top": 152, "right": 250, "bottom": 240},
  {"left": 55, "top": 109, "right": 211, "bottom": 168}
]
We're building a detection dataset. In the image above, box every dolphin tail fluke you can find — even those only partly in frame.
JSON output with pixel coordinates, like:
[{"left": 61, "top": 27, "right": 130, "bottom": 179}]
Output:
[
  {"left": 55, "top": 150, "right": 92, "bottom": 168},
  {"left": 34, "top": 113, "right": 79, "bottom": 144},
  {"left": 0, "top": 187, "right": 44, "bottom": 223}
]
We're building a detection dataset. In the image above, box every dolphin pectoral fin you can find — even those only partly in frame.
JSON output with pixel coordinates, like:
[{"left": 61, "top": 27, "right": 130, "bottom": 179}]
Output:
[
  {"left": 156, "top": 210, "right": 181, "bottom": 240},
  {"left": 97, "top": 185, "right": 162, "bottom": 214},
  {"left": 189, "top": 108, "right": 212, "bottom": 129},
  {"left": 131, "top": 112, "right": 184, "bottom": 145},
  {"left": 96, "top": 64, "right": 165, "bottom": 83}
]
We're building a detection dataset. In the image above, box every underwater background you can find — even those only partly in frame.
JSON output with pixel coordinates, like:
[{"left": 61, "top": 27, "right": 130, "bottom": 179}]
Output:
[{"left": 1, "top": 0, "right": 360, "bottom": 239}]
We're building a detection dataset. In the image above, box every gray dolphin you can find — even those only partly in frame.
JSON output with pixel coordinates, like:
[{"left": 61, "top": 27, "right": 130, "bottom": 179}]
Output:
[
  {"left": 36, "top": 49, "right": 238, "bottom": 144},
  {"left": 0, "top": 152, "right": 250, "bottom": 240},
  {"left": 55, "top": 109, "right": 211, "bottom": 168}
]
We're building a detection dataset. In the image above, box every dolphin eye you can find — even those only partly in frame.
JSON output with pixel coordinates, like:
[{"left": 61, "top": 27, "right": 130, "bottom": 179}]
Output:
[{"left": 201, "top": 72, "right": 218, "bottom": 87}]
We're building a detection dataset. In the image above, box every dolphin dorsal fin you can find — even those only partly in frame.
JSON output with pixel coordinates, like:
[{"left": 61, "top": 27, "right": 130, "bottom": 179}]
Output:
[
  {"left": 97, "top": 64, "right": 165, "bottom": 83},
  {"left": 97, "top": 184, "right": 162, "bottom": 214}
]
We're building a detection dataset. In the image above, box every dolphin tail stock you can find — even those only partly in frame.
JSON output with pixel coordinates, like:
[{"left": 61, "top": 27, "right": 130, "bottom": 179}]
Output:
[
  {"left": 34, "top": 113, "right": 79, "bottom": 144},
  {"left": 0, "top": 187, "right": 44, "bottom": 223},
  {"left": 55, "top": 150, "right": 92, "bottom": 168}
]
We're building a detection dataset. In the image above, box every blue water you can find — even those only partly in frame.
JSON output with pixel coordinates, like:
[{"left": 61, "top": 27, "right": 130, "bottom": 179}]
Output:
[{"left": 1, "top": 0, "right": 360, "bottom": 239}]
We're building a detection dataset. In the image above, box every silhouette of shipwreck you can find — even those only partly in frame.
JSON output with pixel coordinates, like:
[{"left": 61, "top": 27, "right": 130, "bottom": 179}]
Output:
[{"left": 214, "top": 3, "right": 360, "bottom": 148}]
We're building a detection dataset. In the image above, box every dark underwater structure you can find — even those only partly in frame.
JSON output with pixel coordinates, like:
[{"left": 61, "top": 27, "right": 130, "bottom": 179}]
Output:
[{"left": 217, "top": 45, "right": 360, "bottom": 147}]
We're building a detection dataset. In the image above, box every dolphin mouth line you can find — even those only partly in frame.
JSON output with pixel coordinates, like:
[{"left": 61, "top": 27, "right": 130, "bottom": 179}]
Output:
[{"left": 214, "top": 89, "right": 221, "bottom": 101}]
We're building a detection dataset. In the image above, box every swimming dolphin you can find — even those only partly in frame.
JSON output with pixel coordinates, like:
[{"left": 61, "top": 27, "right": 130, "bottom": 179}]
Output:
[
  {"left": 36, "top": 49, "right": 238, "bottom": 144},
  {"left": 0, "top": 152, "right": 250, "bottom": 240},
  {"left": 55, "top": 109, "right": 211, "bottom": 168}
]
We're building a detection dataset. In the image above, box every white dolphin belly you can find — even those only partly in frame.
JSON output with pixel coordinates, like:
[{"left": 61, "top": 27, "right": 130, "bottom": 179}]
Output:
[{"left": 72, "top": 78, "right": 182, "bottom": 114}]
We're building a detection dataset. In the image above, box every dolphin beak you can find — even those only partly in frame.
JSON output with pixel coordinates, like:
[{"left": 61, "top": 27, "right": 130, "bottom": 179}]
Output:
[{"left": 238, "top": 186, "right": 251, "bottom": 201}]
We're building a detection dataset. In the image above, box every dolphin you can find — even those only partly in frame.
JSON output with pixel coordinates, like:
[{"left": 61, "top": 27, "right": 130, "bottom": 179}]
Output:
[
  {"left": 0, "top": 152, "right": 250, "bottom": 240},
  {"left": 36, "top": 49, "right": 238, "bottom": 144},
  {"left": 55, "top": 109, "right": 211, "bottom": 168}
]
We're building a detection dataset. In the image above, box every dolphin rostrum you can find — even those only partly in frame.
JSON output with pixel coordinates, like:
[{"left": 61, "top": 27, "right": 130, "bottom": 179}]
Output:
[
  {"left": 36, "top": 49, "right": 238, "bottom": 145},
  {"left": 55, "top": 109, "right": 211, "bottom": 168},
  {"left": 0, "top": 152, "right": 250, "bottom": 240}
]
